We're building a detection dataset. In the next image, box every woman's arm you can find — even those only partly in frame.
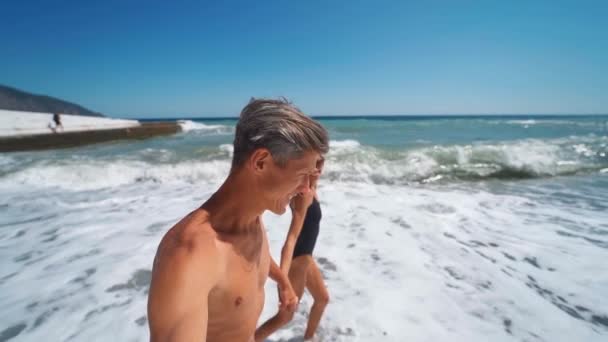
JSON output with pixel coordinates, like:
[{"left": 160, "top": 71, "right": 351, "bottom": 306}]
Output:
[{"left": 280, "top": 211, "right": 307, "bottom": 275}]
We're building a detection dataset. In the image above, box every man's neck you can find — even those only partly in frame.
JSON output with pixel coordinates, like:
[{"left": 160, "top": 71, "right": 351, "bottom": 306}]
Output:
[{"left": 202, "top": 171, "right": 265, "bottom": 234}]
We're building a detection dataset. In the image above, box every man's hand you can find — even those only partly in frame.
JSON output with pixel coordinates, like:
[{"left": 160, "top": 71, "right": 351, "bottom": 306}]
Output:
[{"left": 277, "top": 280, "right": 298, "bottom": 312}]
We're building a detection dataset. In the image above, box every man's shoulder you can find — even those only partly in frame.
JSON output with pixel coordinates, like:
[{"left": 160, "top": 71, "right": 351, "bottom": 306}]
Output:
[
  {"left": 156, "top": 208, "right": 221, "bottom": 270},
  {"left": 148, "top": 209, "right": 221, "bottom": 340},
  {"left": 171, "top": 207, "right": 216, "bottom": 239}
]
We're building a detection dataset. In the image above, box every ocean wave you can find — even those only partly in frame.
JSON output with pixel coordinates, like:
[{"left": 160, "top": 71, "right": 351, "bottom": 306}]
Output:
[
  {"left": 0, "top": 154, "right": 15, "bottom": 167},
  {"left": 219, "top": 144, "right": 234, "bottom": 155},
  {"left": 507, "top": 119, "right": 537, "bottom": 125},
  {"left": 177, "top": 120, "right": 234, "bottom": 134},
  {"left": 321, "top": 136, "right": 608, "bottom": 184},
  {"left": 504, "top": 119, "right": 607, "bottom": 128},
  {"left": 2, "top": 136, "right": 606, "bottom": 190},
  {"left": 329, "top": 139, "right": 361, "bottom": 149},
  {"left": 0, "top": 159, "right": 232, "bottom": 190}
]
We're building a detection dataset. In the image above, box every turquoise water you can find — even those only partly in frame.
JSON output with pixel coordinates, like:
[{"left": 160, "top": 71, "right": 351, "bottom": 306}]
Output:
[
  {"left": 1, "top": 115, "right": 608, "bottom": 341},
  {"left": 142, "top": 115, "right": 608, "bottom": 182}
]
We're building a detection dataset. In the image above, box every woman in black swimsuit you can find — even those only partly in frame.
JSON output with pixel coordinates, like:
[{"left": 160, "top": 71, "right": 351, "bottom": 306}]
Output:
[{"left": 256, "top": 159, "right": 328, "bottom": 342}]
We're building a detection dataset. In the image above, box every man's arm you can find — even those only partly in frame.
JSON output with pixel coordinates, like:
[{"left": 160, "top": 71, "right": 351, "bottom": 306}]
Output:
[
  {"left": 269, "top": 257, "right": 297, "bottom": 311},
  {"left": 148, "top": 234, "right": 219, "bottom": 342},
  {"left": 268, "top": 257, "right": 286, "bottom": 283}
]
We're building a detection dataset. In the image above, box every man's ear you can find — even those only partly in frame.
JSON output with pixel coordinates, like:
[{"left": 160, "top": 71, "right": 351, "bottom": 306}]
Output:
[{"left": 249, "top": 148, "right": 272, "bottom": 173}]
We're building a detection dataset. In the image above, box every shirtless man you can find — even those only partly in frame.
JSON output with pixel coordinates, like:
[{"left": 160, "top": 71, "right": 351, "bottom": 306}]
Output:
[{"left": 147, "top": 98, "right": 329, "bottom": 342}]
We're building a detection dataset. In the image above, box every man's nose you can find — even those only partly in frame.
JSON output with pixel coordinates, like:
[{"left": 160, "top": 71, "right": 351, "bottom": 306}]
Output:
[{"left": 298, "top": 175, "right": 311, "bottom": 194}]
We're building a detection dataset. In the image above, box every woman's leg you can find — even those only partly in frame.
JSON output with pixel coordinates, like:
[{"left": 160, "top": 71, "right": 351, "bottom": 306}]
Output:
[
  {"left": 254, "top": 256, "right": 312, "bottom": 342},
  {"left": 303, "top": 260, "right": 330, "bottom": 340}
]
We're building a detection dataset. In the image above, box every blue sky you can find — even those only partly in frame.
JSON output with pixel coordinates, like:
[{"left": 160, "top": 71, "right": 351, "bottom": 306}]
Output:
[{"left": 1, "top": 0, "right": 607, "bottom": 118}]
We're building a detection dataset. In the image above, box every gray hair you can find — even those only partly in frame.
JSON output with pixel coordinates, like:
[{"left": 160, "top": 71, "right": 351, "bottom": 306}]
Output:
[{"left": 232, "top": 98, "right": 329, "bottom": 169}]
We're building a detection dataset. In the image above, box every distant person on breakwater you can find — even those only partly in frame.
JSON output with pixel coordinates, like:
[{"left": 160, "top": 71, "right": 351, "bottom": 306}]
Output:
[{"left": 49, "top": 113, "right": 64, "bottom": 133}]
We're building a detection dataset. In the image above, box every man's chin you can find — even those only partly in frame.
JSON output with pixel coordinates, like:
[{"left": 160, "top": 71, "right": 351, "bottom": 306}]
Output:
[{"left": 269, "top": 205, "right": 288, "bottom": 216}]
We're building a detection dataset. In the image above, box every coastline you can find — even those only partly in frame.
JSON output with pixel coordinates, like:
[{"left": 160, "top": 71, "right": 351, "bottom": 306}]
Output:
[
  {"left": 0, "top": 110, "right": 182, "bottom": 152},
  {"left": 0, "top": 122, "right": 181, "bottom": 152}
]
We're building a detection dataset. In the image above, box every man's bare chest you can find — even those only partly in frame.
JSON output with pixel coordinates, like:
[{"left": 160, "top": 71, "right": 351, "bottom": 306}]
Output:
[{"left": 208, "top": 241, "right": 270, "bottom": 312}]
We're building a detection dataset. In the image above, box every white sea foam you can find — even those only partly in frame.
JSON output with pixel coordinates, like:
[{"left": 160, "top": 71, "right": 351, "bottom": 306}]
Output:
[
  {"left": 329, "top": 139, "right": 361, "bottom": 149},
  {"left": 177, "top": 120, "right": 233, "bottom": 134},
  {"left": 573, "top": 144, "right": 595, "bottom": 157},
  {"left": 322, "top": 136, "right": 607, "bottom": 184},
  {"left": 507, "top": 119, "right": 537, "bottom": 125},
  {"left": 1, "top": 178, "right": 606, "bottom": 341},
  {"left": 504, "top": 119, "right": 601, "bottom": 127},
  {"left": 219, "top": 143, "right": 234, "bottom": 155},
  {"left": 1, "top": 123, "right": 608, "bottom": 341},
  {"left": 0, "top": 159, "right": 231, "bottom": 190},
  {"left": 2, "top": 135, "right": 605, "bottom": 192}
]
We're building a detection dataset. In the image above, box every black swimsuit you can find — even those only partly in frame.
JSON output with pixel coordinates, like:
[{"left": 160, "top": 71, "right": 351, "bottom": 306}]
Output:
[{"left": 292, "top": 197, "right": 322, "bottom": 258}]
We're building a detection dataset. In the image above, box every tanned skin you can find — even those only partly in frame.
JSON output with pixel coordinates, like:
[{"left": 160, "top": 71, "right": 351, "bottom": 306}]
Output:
[{"left": 148, "top": 149, "right": 323, "bottom": 342}]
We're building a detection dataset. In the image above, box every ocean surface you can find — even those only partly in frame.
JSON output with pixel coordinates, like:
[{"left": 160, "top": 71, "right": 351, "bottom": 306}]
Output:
[{"left": 1, "top": 115, "right": 608, "bottom": 341}]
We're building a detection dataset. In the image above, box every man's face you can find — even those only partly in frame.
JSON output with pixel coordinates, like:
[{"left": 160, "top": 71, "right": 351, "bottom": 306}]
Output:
[{"left": 262, "top": 150, "right": 322, "bottom": 215}]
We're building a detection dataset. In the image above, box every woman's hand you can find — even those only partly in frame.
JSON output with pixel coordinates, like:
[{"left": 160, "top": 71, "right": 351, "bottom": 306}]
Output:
[
  {"left": 290, "top": 190, "right": 314, "bottom": 215},
  {"left": 277, "top": 280, "right": 298, "bottom": 312}
]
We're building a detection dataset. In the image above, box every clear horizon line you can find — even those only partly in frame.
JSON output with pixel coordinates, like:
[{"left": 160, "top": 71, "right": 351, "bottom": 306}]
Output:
[{"left": 128, "top": 113, "right": 608, "bottom": 120}]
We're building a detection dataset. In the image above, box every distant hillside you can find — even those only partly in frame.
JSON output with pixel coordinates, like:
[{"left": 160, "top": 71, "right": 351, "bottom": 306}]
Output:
[{"left": 0, "top": 84, "right": 104, "bottom": 117}]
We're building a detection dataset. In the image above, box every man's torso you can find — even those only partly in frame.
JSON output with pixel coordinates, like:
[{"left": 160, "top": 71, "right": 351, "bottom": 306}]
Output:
[{"left": 205, "top": 222, "right": 270, "bottom": 341}]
